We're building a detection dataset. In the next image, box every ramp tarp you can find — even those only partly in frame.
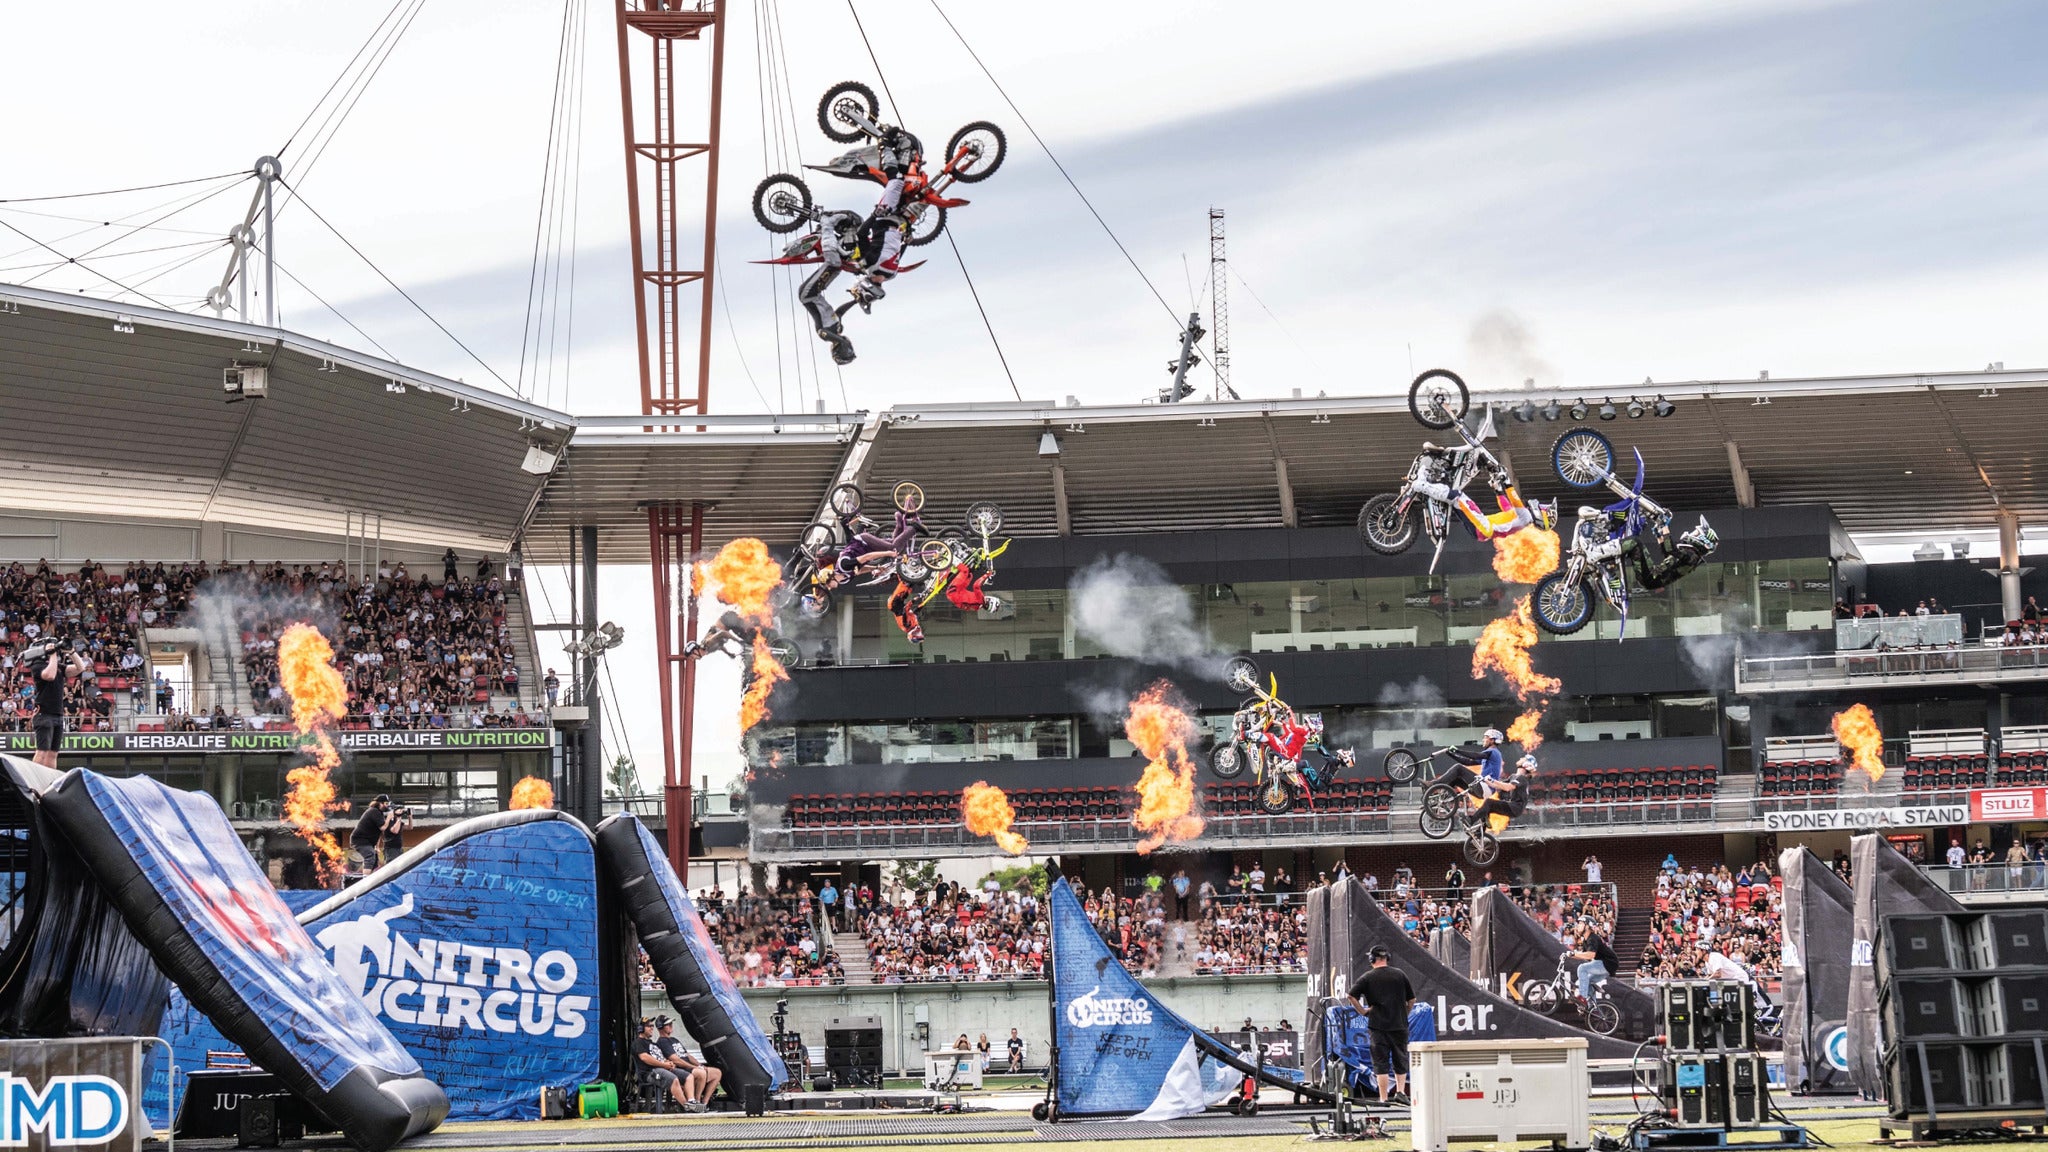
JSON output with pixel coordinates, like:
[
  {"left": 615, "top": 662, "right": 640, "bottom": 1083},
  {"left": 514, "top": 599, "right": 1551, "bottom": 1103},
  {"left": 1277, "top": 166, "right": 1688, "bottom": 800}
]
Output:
[
  {"left": 1049, "top": 877, "right": 1238, "bottom": 1119},
  {"left": 1779, "top": 848, "right": 1856, "bottom": 1094},
  {"left": 1304, "top": 876, "right": 1645, "bottom": 1075},
  {"left": 39, "top": 768, "right": 445, "bottom": 1152},
  {"left": 1468, "top": 887, "right": 1658, "bottom": 1040},
  {"left": 1848, "top": 833, "right": 1961, "bottom": 1098},
  {"left": 1429, "top": 925, "right": 1472, "bottom": 981},
  {"left": 596, "top": 814, "right": 786, "bottom": 1095}
]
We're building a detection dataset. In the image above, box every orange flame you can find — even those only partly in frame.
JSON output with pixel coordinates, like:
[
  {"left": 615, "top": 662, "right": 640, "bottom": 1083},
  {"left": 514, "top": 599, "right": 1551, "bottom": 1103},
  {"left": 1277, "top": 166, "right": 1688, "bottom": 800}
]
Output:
[
  {"left": 703, "top": 538, "right": 784, "bottom": 627},
  {"left": 1507, "top": 708, "right": 1546, "bottom": 752},
  {"left": 1474, "top": 595, "right": 1560, "bottom": 755},
  {"left": 1126, "top": 682, "right": 1205, "bottom": 854},
  {"left": 1833, "top": 703, "right": 1885, "bottom": 783},
  {"left": 509, "top": 777, "right": 555, "bottom": 810},
  {"left": 963, "top": 781, "right": 1029, "bottom": 854},
  {"left": 279, "top": 623, "right": 350, "bottom": 882},
  {"left": 1492, "top": 528, "right": 1560, "bottom": 585},
  {"left": 739, "top": 633, "right": 790, "bottom": 732}
]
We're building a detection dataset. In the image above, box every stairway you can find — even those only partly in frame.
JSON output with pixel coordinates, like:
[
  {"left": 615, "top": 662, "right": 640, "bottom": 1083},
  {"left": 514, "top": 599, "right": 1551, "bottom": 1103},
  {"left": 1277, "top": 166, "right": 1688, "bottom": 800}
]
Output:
[
  {"left": 829, "top": 925, "right": 873, "bottom": 984},
  {"left": 1610, "top": 904, "right": 1654, "bottom": 978},
  {"left": 1153, "top": 921, "right": 1197, "bottom": 978},
  {"left": 501, "top": 582, "right": 547, "bottom": 712}
]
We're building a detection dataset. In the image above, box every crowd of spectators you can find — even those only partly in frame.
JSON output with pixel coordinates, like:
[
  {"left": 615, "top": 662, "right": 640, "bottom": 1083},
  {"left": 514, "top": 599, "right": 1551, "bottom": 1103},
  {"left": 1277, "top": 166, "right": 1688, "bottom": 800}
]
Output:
[
  {"left": 1637, "top": 856, "right": 1783, "bottom": 980},
  {"left": 1186, "top": 895, "right": 1307, "bottom": 974},
  {"left": 687, "top": 886, "right": 844, "bottom": 987},
  {"left": 861, "top": 881, "right": 1048, "bottom": 982},
  {"left": 0, "top": 560, "right": 197, "bottom": 731}
]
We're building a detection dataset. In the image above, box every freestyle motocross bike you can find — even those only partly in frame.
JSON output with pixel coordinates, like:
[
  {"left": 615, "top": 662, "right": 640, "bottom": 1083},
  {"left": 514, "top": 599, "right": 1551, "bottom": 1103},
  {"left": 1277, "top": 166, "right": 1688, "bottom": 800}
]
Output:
[
  {"left": 1219, "top": 656, "right": 1355, "bottom": 815},
  {"left": 780, "top": 480, "right": 948, "bottom": 620},
  {"left": 1359, "top": 375, "right": 1555, "bottom": 572},
  {"left": 915, "top": 500, "right": 1011, "bottom": 611},
  {"left": 1521, "top": 954, "right": 1622, "bottom": 1035},
  {"left": 1418, "top": 775, "right": 1504, "bottom": 866},
  {"left": 1532, "top": 429, "right": 1718, "bottom": 638},
  {"left": 808, "top": 80, "right": 1006, "bottom": 234}
]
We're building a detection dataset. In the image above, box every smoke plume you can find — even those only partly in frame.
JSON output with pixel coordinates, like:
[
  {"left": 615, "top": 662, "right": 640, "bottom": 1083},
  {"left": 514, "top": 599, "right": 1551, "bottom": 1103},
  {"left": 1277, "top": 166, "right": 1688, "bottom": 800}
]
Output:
[
  {"left": 1069, "top": 555, "right": 1228, "bottom": 678},
  {"left": 1466, "top": 309, "right": 1554, "bottom": 387}
]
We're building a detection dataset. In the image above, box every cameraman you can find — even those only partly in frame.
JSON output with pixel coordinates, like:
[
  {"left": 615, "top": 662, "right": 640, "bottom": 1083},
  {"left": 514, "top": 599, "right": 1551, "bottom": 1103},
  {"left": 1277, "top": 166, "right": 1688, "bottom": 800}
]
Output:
[
  {"left": 351, "top": 795, "right": 391, "bottom": 872},
  {"left": 31, "top": 637, "right": 89, "bottom": 768},
  {"left": 380, "top": 804, "right": 412, "bottom": 865}
]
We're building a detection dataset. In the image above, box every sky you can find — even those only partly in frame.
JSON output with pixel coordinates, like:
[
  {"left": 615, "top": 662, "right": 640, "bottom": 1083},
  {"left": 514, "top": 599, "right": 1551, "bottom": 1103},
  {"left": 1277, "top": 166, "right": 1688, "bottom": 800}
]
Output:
[{"left": 8, "top": 0, "right": 2048, "bottom": 792}]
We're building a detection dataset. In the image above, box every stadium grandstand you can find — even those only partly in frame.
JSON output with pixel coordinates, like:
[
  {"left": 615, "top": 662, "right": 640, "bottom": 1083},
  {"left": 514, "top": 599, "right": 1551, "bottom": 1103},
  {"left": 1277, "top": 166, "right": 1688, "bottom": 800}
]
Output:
[{"left": 11, "top": 278, "right": 2048, "bottom": 990}]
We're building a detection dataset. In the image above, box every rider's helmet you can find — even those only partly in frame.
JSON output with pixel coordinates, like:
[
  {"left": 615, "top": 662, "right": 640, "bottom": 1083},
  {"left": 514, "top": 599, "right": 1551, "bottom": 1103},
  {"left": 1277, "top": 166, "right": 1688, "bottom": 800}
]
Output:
[
  {"left": 1516, "top": 754, "right": 1538, "bottom": 772},
  {"left": 1482, "top": 728, "right": 1503, "bottom": 745},
  {"left": 1303, "top": 713, "right": 1325, "bottom": 742}
]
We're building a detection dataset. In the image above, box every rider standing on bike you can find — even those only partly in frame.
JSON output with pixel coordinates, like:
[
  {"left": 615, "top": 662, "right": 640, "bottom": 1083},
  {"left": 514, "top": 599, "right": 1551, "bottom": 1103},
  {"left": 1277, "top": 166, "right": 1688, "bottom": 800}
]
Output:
[{"left": 1566, "top": 924, "right": 1620, "bottom": 1006}]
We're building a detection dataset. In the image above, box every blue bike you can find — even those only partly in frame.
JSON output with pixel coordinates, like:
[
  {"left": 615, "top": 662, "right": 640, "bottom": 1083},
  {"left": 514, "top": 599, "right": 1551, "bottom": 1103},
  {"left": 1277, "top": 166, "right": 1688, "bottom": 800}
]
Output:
[{"left": 1533, "top": 430, "right": 1717, "bottom": 637}]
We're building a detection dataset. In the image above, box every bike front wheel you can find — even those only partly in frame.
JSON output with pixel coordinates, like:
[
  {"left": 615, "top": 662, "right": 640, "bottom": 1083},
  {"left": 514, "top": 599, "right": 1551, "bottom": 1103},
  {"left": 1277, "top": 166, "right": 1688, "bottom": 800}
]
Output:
[
  {"left": 1552, "top": 429, "right": 1615, "bottom": 489},
  {"left": 1522, "top": 982, "right": 1559, "bottom": 1015},
  {"left": 1212, "top": 742, "right": 1246, "bottom": 779},
  {"left": 1384, "top": 747, "right": 1421, "bottom": 784},
  {"left": 1408, "top": 369, "right": 1469, "bottom": 430},
  {"left": 945, "top": 121, "right": 1008, "bottom": 183},
  {"left": 1464, "top": 830, "right": 1501, "bottom": 867},
  {"left": 1223, "top": 655, "right": 1262, "bottom": 694},
  {"left": 752, "top": 173, "right": 813, "bottom": 234},
  {"left": 966, "top": 500, "right": 1005, "bottom": 538},
  {"left": 1359, "top": 493, "right": 1419, "bottom": 555},
  {"left": 1258, "top": 775, "right": 1296, "bottom": 815},
  {"left": 1533, "top": 572, "right": 1595, "bottom": 636},
  {"left": 1588, "top": 1000, "right": 1622, "bottom": 1036},
  {"left": 818, "top": 80, "right": 881, "bottom": 143},
  {"left": 905, "top": 202, "right": 947, "bottom": 247},
  {"left": 892, "top": 479, "right": 926, "bottom": 513}
]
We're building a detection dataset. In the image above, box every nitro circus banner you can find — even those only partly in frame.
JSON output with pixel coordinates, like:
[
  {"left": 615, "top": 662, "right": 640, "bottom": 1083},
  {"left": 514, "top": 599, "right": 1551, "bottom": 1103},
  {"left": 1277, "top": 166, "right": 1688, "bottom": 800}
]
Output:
[
  {"left": 1050, "top": 878, "right": 1239, "bottom": 1120},
  {"left": 7, "top": 729, "right": 553, "bottom": 756},
  {"left": 151, "top": 811, "right": 600, "bottom": 1122},
  {"left": 1779, "top": 848, "right": 1856, "bottom": 1094},
  {"left": 1761, "top": 805, "right": 1965, "bottom": 833}
]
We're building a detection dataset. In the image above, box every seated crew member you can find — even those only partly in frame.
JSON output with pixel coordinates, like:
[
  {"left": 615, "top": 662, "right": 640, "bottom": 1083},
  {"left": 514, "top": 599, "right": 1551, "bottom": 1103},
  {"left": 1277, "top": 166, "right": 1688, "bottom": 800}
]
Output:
[
  {"left": 632, "top": 1018, "right": 692, "bottom": 1112},
  {"left": 656, "top": 1017, "right": 720, "bottom": 1111}
]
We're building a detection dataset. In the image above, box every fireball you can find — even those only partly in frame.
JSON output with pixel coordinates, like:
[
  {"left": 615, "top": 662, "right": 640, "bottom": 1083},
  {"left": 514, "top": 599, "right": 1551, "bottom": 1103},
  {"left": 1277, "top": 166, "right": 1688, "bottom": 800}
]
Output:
[
  {"left": 963, "top": 781, "right": 1029, "bottom": 854},
  {"left": 1833, "top": 703, "right": 1885, "bottom": 783},
  {"left": 1126, "top": 682, "right": 1205, "bottom": 854},
  {"left": 279, "top": 623, "right": 350, "bottom": 882}
]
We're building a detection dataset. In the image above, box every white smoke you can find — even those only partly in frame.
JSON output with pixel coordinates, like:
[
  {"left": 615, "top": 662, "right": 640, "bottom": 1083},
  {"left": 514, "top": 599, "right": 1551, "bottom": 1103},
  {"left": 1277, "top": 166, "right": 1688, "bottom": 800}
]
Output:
[
  {"left": 1069, "top": 555, "right": 1229, "bottom": 678},
  {"left": 1466, "top": 309, "right": 1554, "bottom": 388}
]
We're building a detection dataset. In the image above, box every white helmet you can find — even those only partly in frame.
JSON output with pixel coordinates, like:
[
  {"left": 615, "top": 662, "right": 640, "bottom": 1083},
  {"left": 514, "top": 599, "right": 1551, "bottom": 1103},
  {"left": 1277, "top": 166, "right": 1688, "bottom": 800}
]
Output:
[
  {"left": 1482, "top": 728, "right": 1503, "bottom": 744},
  {"left": 1516, "top": 754, "right": 1538, "bottom": 771}
]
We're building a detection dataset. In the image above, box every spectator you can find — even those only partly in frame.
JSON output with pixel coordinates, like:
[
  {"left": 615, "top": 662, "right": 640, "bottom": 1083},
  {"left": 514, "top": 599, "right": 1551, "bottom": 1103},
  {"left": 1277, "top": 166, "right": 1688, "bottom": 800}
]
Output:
[
  {"left": 1006, "top": 1028, "right": 1024, "bottom": 1072},
  {"left": 1170, "top": 869, "right": 1191, "bottom": 919},
  {"left": 820, "top": 878, "right": 840, "bottom": 931},
  {"left": 1443, "top": 863, "right": 1464, "bottom": 904},
  {"left": 1637, "top": 862, "right": 1780, "bottom": 981},
  {"left": 443, "top": 549, "right": 460, "bottom": 584},
  {"left": 1583, "top": 854, "right": 1603, "bottom": 884}
]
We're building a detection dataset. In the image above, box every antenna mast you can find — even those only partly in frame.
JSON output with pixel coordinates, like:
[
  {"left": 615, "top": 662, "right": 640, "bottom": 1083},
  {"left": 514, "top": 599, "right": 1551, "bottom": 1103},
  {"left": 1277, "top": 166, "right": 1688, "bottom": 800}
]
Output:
[{"left": 1209, "top": 207, "right": 1236, "bottom": 400}]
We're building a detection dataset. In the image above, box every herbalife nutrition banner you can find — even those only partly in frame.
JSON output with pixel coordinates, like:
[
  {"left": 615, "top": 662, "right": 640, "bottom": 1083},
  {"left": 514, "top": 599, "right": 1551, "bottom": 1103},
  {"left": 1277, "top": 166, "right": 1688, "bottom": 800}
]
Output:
[{"left": 8, "top": 729, "right": 554, "bottom": 756}]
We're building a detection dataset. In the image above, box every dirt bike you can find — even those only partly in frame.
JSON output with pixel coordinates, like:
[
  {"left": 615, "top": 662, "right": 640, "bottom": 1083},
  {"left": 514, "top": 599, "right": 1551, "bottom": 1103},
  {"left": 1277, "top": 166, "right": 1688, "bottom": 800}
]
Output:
[
  {"left": 1418, "top": 778, "right": 1503, "bottom": 866},
  {"left": 1219, "top": 656, "right": 1355, "bottom": 815},
  {"left": 1533, "top": 430, "right": 1718, "bottom": 637},
  {"left": 750, "top": 176, "right": 943, "bottom": 257},
  {"left": 780, "top": 481, "right": 945, "bottom": 620},
  {"left": 915, "top": 501, "right": 1011, "bottom": 613},
  {"left": 807, "top": 80, "right": 1007, "bottom": 244},
  {"left": 1359, "top": 388, "right": 1554, "bottom": 572},
  {"left": 1521, "top": 954, "right": 1622, "bottom": 1035}
]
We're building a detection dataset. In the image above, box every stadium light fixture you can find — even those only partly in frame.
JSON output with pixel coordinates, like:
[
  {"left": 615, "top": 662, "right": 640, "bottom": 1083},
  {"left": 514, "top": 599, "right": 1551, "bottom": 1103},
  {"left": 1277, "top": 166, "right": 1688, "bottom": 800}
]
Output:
[
  {"left": 1541, "top": 401, "right": 1562, "bottom": 421},
  {"left": 1038, "top": 430, "right": 1061, "bottom": 457},
  {"left": 1569, "top": 399, "right": 1588, "bottom": 421},
  {"left": 1654, "top": 395, "right": 1676, "bottom": 418},
  {"left": 1626, "top": 398, "right": 1645, "bottom": 419},
  {"left": 1597, "top": 399, "right": 1618, "bottom": 421},
  {"left": 1514, "top": 401, "right": 1537, "bottom": 423}
]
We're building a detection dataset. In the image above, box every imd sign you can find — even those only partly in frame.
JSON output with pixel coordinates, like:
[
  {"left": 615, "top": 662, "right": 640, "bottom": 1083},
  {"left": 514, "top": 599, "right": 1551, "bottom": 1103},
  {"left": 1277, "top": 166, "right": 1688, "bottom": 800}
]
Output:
[{"left": 0, "top": 1041, "right": 144, "bottom": 1152}]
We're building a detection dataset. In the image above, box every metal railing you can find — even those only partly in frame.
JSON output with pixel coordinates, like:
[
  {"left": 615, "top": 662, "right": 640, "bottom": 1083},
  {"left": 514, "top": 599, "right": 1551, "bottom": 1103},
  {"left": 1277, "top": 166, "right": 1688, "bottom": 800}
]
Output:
[
  {"left": 1837, "top": 613, "right": 1964, "bottom": 650},
  {"left": 1739, "top": 642, "right": 2048, "bottom": 692},
  {"left": 1920, "top": 862, "right": 2048, "bottom": 896}
]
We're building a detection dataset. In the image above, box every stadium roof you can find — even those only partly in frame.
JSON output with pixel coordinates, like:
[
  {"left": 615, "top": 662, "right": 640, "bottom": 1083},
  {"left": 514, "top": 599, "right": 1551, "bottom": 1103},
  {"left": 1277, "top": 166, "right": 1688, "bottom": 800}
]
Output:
[
  {"left": 0, "top": 284, "right": 567, "bottom": 555},
  {"left": 531, "top": 365, "right": 2048, "bottom": 562},
  {"left": 9, "top": 282, "right": 2048, "bottom": 564}
]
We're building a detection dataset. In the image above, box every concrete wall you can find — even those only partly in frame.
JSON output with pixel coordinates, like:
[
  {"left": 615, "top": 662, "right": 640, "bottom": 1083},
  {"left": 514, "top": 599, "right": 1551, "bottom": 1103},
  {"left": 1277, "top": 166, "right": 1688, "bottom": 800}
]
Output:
[{"left": 640, "top": 972, "right": 1309, "bottom": 1078}]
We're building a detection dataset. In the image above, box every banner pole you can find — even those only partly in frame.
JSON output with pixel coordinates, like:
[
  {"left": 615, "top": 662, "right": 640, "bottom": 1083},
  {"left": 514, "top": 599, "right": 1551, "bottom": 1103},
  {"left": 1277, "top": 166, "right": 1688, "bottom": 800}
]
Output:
[{"left": 1043, "top": 873, "right": 1062, "bottom": 1122}]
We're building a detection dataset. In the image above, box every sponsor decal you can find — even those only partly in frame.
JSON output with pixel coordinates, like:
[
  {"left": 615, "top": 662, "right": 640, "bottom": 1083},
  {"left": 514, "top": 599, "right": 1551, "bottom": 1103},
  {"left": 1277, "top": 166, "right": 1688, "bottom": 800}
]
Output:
[
  {"left": 1761, "top": 805, "right": 1966, "bottom": 833},
  {"left": 1824, "top": 1027, "right": 1849, "bottom": 1071},
  {"left": 1973, "top": 787, "right": 2046, "bottom": 823},
  {"left": 313, "top": 895, "right": 590, "bottom": 1039},
  {"left": 0, "top": 1074, "right": 128, "bottom": 1146},
  {"left": 1064, "top": 986, "right": 1154, "bottom": 1029},
  {"left": 0, "top": 730, "right": 552, "bottom": 757}
]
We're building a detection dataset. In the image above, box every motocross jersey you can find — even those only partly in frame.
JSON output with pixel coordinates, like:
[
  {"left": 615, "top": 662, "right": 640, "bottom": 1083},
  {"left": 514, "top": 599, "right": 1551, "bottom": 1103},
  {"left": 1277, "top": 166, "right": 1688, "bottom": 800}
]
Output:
[{"left": 1266, "top": 717, "right": 1310, "bottom": 762}]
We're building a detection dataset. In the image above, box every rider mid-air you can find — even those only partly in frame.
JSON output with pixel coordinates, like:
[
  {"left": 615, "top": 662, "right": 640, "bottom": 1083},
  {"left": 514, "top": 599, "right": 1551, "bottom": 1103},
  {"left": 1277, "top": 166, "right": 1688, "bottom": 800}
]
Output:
[
  {"left": 1437, "top": 730, "right": 1537, "bottom": 832},
  {"left": 1412, "top": 456, "right": 1545, "bottom": 542},
  {"left": 797, "top": 145, "right": 913, "bottom": 366}
]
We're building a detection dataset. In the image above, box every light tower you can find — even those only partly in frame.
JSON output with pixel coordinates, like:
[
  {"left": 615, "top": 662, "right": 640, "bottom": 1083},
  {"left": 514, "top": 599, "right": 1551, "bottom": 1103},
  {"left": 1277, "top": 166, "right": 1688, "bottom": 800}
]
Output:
[{"left": 1209, "top": 207, "right": 1236, "bottom": 401}]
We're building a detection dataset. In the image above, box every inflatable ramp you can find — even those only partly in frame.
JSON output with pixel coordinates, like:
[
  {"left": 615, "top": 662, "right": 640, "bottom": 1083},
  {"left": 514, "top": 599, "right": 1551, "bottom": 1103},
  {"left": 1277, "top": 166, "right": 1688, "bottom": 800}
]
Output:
[
  {"left": 597, "top": 814, "right": 786, "bottom": 1097},
  {"left": 28, "top": 761, "right": 445, "bottom": 1151},
  {"left": 1304, "top": 876, "right": 1643, "bottom": 1084},
  {"left": 1779, "top": 848, "right": 1855, "bottom": 1094},
  {"left": 1469, "top": 886, "right": 1659, "bottom": 1041},
  {"left": 1847, "top": 833, "right": 1963, "bottom": 1099},
  {"left": 1047, "top": 876, "right": 1319, "bottom": 1119}
]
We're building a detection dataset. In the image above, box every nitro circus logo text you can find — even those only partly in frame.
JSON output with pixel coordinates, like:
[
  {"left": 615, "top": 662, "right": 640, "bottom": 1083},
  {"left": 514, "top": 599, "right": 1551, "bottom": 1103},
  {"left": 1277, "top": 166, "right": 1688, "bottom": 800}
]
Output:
[
  {"left": 1065, "top": 986, "right": 1154, "bottom": 1029},
  {"left": 313, "top": 895, "right": 590, "bottom": 1039}
]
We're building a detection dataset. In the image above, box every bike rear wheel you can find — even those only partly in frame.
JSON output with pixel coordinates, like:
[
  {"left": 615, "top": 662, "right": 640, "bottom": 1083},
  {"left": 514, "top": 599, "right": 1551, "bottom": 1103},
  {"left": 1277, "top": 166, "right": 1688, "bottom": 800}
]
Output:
[
  {"left": 945, "top": 121, "right": 1008, "bottom": 183},
  {"left": 829, "top": 482, "right": 864, "bottom": 517},
  {"left": 1552, "top": 429, "right": 1615, "bottom": 489},
  {"left": 905, "top": 202, "right": 947, "bottom": 247},
  {"left": 1383, "top": 747, "right": 1421, "bottom": 784},
  {"left": 800, "top": 521, "right": 838, "bottom": 557},
  {"left": 764, "top": 636, "right": 801, "bottom": 669},
  {"left": 1408, "top": 369, "right": 1469, "bottom": 430},
  {"left": 1212, "top": 742, "right": 1246, "bottom": 779},
  {"left": 818, "top": 80, "right": 881, "bottom": 143},
  {"left": 751, "top": 174, "right": 813, "bottom": 234},
  {"left": 1588, "top": 1000, "right": 1622, "bottom": 1036},
  {"left": 1358, "top": 493, "right": 1418, "bottom": 555},
  {"left": 966, "top": 500, "right": 1005, "bottom": 538},
  {"left": 892, "top": 480, "right": 926, "bottom": 513},
  {"left": 1533, "top": 572, "right": 1595, "bottom": 636},
  {"left": 1223, "top": 655, "right": 1262, "bottom": 694},
  {"left": 1419, "top": 783, "right": 1458, "bottom": 839}
]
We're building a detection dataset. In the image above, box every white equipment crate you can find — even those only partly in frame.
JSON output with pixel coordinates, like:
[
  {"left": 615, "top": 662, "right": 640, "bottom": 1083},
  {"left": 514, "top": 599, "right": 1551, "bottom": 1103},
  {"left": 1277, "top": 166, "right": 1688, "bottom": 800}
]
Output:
[
  {"left": 923, "top": 1049, "right": 983, "bottom": 1090},
  {"left": 1411, "top": 1037, "right": 1590, "bottom": 1152}
]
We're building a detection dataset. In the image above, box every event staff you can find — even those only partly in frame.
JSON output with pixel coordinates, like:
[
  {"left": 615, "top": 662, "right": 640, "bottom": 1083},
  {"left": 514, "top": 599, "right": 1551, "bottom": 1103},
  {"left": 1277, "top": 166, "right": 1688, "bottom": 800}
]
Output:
[
  {"left": 632, "top": 1019, "right": 694, "bottom": 1111},
  {"left": 1343, "top": 945, "right": 1415, "bottom": 1107},
  {"left": 30, "top": 636, "right": 89, "bottom": 769},
  {"left": 655, "top": 1018, "right": 719, "bottom": 1110}
]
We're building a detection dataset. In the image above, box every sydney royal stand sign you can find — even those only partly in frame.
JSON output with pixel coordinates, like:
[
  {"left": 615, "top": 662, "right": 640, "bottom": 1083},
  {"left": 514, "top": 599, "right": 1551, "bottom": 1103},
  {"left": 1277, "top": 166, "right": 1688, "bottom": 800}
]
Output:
[{"left": 0, "top": 1039, "right": 145, "bottom": 1152}]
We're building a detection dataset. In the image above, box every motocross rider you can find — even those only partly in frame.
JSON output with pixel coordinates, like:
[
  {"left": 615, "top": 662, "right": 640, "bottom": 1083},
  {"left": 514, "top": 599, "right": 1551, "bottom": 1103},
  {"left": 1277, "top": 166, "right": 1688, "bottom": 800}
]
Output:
[
  {"left": 683, "top": 610, "right": 769, "bottom": 659},
  {"left": 887, "top": 575, "right": 925, "bottom": 645},
  {"left": 1252, "top": 699, "right": 1355, "bottom": 787},
  {"left": 1411, "top": 457, "right": 1549, "bottom": 540},
  {"left": 1574, "top": 501, "right": 1718, "bottom": 590},
  {"left": 795, "top": 130, "right": 916, "bottom": 366}
]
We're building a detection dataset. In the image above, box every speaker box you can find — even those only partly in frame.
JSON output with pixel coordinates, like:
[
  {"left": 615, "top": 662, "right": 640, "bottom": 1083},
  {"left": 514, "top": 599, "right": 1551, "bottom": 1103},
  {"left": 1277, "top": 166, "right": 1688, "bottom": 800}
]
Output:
[
  {"left": 1726, "top": 1054, "right": 1770, "bottom": 1127},
  {"left": 1977, "top": 1041, "right": 2048, "bottom": 1109},
  {"left": 1883, "top": 976, "right": 1971, "bottom": 1041},
  {"left": 1884, "top": 1043, "right": 1978, "bottom": 1117},
  {"left": 1968, "top": 910, "right": 2048, "bottom": 970},
  {"left": 1882, "top": 915, "right": 1962, "bottom": 981},
  {"left": 741, "top": 1083, "right": 768, "bottom": 1117},
  {"left": 1973, "top": 974, "right": 2048, "bottom": 1034},
  {"left": 825, "top": 1014, "right": 882, "bottom": 1087},
  {"left": 236, "top": 1098, "right": 279, "bottom": 1149}
]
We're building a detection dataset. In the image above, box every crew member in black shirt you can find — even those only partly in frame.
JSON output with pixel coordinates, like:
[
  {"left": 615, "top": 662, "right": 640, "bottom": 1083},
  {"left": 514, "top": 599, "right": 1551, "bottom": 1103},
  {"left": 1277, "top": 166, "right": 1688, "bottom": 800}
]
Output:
[
  {"left": 30, "top": 636, "right": 89, "bottom": 769},
  {"left": 1343, "top": 944, "right": 1414, "bottom": 1106},
  {"left": 351, "top": 795, "right": 391, "bottom": 873},
  {"left": 630, "top": 1019, "right": 691, "bottom": 1111}
]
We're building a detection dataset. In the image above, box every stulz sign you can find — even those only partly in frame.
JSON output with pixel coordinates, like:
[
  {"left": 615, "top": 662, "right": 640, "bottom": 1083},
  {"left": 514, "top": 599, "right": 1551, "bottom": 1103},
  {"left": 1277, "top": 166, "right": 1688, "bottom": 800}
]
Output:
[
  {"left": 0, "top": 729, "right": 553, "bottom": 757},
  {"left": 1973, "top": 787, "right": 2048, "bottom": 822},
  {"left": 1762, "top": 805, "right": 1966, "bottom": 833},
  {"left": 0, "top": 1039, "right": 144, "bottom": 1152}
]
